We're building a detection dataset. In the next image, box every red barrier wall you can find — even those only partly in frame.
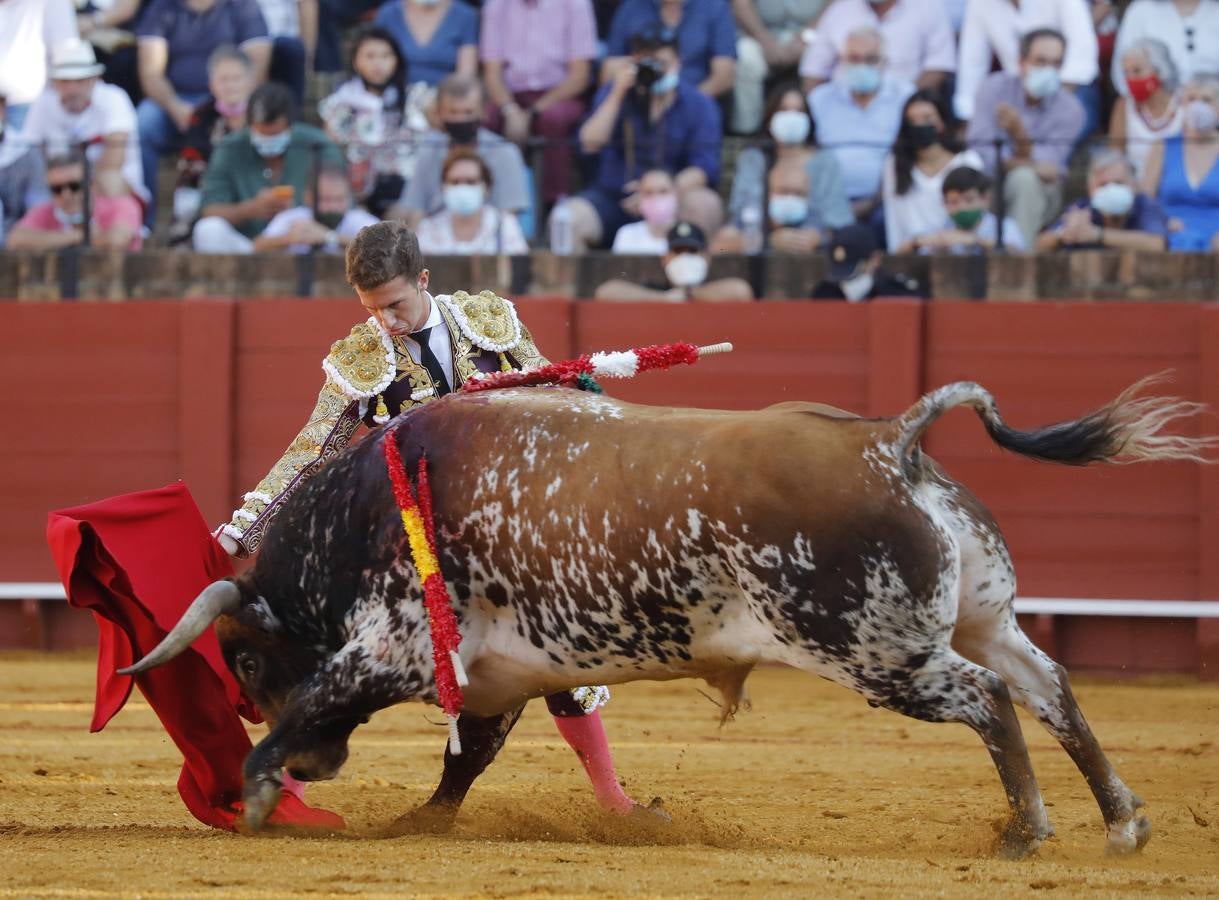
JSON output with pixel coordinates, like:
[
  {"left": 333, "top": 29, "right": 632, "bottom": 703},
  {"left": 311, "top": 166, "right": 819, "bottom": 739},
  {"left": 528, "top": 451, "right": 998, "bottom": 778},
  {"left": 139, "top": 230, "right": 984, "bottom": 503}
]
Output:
[{"left": 2, "top": 298, "right": 1215, "bottom": 673}]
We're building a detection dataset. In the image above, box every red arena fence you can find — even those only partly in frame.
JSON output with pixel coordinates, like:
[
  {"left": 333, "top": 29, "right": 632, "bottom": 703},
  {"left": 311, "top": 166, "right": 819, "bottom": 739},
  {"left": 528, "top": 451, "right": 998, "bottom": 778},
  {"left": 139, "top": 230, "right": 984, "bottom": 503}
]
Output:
[{"left": 2, "top": 298, "right": 1216, "bottom": 677}]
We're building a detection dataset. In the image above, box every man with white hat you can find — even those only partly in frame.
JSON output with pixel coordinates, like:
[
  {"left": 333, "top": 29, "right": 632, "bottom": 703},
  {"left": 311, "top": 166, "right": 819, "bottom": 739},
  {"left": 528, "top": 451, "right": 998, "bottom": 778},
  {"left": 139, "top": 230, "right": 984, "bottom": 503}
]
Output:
[{"left": 19, "top": 37, "right": 147, "bottom": 203}]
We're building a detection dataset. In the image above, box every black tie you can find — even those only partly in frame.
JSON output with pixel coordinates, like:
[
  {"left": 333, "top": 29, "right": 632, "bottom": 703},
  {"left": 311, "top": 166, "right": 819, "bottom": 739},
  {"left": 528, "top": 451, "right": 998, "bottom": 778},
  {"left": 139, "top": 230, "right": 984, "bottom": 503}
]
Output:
[{"left": 411, "top": 325, "right": 451, "bottom": 396}]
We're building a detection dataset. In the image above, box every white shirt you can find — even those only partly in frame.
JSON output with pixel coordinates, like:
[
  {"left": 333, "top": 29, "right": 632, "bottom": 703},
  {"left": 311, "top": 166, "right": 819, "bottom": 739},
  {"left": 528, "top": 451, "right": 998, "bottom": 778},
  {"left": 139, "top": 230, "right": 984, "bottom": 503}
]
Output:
[
  {"left": 798, "top": 0, "right": 957, "bottom": 86},
  {"left": 0, "top": 0, "right": 78, "bottom": 105},
  {"left": 19, "top": 82, "right": 147, "bottom": 201},
  {"left": 1122, "top": 96, "right": 1184, "bottom": 182},
  {"left": 416, "top": 207, "right": 529, "bottom": 256},
  {"left": 400, "top": 294, "right": 456, "bottom": 388},
  {"left": 611, "top": 221, "right": 669, "bottom": 255},
  {"left": 255, "top": 0, "right": 300, "bottom": 37},
  {"left": 954, "top": 0, "right": 1098, "bottom": 121},
  {"left": 1111, "top": 0, "right": 1219, "bottom": 98},
  {"left": 261, "top": 205, "right": 378, "bottom": 253},
  {"left": 882, "top": 148, "right": 984, "bottom": 249}
]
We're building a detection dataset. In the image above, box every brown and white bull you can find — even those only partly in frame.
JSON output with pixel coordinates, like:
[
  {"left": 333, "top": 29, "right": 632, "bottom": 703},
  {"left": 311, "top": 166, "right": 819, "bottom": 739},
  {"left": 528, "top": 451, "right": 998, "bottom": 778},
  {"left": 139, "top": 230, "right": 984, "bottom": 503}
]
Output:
[{"left": 123, "top": 378, "right": 1214, "bottom": 856}]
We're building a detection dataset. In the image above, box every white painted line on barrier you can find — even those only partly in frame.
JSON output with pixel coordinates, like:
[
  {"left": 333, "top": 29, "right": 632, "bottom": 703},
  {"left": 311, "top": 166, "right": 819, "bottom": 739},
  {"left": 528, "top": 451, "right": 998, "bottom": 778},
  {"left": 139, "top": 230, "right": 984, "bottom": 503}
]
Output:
[{"left": 2, "top": 583, "right": 1218, "bottom": 617}]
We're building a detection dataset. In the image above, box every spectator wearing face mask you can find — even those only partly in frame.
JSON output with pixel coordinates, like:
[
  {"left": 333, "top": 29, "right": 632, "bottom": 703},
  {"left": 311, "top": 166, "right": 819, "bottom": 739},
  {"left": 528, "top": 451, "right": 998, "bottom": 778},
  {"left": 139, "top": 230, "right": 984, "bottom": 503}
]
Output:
[
  {"left": 1109, "top": 38, "right": 1184, "bottom": 183},
  {"left": 602, "top": 0, "right": 738, "bottom": 100},
  {"left": 168, "top": 44, "right": 257, "bottom": 244},
  {"left": 1035, "top": 149, "right": 1167, "bottom": 252},
  {"left": 560, "top": 25, "right": 724, "bottom": 251},
  {"left": 799, "top": 0, "right": 955, "bottom": 96},
  {"left": 965, "top": 28, "right": 1084, "bottom": 249},
  {"left": 612, "top": 168, "right": 679, "bottom": 255},
  {"left": 1110, "top": 0, "right": 1219, "bottom": 101},
  {"left": 952, "top": 0, "right": 1097, "bottom": 123},
  {"left": 714, "top": 84, "right": 851, "bottom": 253},
  {"left": 811, "top": 223, "right": 925, "bottom": 300},
  {"left": 0, "top": 94, "right": 49, "bottom": 239},
  {"left": 881, "top": 89, "right": 983, "bottom": 251},
  {"left": 900, "top": 165, "right": 1025, "bottom": 253},
  {"left": 595, "top": 221, "right": 754, "bottom": 301},
  {"left": 416, "top": 147, "right": 529, "bottom": 255},
  {"left": 809, "top": 27, "right": 915, "bottom": 221},
  {"left": 192, "top": 82, "right": 343, "bottom": 253},
  {"left": 252, "top": 166, "right": 377, "bottom": 254},
  {"left": 7, "top": 151, "right": 143, "bottom": 250},
  {"left": 320, "top": 25, "right": 432, "bottom": 218},
  {"left": 394, "top": 74, "right": 530, "bottom": 227},
  {"left": 1142, "top": 73, "right": 1219, "bottom": 251}
]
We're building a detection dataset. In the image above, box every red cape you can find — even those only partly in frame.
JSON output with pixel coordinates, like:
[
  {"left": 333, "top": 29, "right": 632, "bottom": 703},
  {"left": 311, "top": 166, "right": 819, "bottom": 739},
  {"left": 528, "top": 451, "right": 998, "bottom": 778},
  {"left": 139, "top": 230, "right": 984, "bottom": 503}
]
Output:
[{"left": 46, "top": 482, "right": 343, "bottom": 832}]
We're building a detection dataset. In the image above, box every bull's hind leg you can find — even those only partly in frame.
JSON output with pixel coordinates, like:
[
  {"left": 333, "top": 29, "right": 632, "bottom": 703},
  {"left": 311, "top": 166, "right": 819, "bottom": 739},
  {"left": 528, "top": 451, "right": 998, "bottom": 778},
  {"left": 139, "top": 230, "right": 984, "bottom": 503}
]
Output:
[
  {"left": 953, "top": 611, "right": 1151, "bottom": 855},
  {"left": 880, "top": 648, "right": 1053, "bottom": 858}
]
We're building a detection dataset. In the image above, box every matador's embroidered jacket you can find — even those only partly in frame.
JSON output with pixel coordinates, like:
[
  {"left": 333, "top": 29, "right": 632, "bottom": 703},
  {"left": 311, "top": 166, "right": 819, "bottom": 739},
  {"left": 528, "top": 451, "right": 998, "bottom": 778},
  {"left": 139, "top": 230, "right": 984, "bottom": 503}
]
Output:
[{"left": 221, "top": 290, "right": 548, "bottom": 557}]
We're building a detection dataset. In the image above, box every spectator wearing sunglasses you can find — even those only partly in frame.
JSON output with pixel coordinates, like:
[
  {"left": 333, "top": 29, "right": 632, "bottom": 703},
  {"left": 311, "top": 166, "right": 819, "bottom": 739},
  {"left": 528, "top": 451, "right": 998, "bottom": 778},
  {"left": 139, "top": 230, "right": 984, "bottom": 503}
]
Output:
[{"left": 7, "top": 151, "right": 143, "bottom": 250}]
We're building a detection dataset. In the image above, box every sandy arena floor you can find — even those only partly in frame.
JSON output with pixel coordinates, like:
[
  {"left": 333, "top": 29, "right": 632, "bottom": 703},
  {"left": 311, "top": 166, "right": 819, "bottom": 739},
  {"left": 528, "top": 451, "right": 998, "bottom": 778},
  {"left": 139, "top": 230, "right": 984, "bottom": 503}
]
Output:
[{"left": 0, "top": 653, "right": 1216, "bottom": 898}]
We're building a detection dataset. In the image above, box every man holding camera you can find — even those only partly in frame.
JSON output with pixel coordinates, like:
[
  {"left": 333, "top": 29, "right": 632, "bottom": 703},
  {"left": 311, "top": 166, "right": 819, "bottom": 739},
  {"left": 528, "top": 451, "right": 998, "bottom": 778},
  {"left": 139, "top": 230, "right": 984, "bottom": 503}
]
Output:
[{"left": 552, "top": 24, "right": 724, "bottom": 251}]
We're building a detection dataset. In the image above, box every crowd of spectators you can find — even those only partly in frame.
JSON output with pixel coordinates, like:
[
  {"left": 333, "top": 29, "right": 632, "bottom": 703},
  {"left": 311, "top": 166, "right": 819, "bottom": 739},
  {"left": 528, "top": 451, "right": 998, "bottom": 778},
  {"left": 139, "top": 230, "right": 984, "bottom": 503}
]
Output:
[{"left": 0, "top": 0, "right": 1218, "bottom": 291}]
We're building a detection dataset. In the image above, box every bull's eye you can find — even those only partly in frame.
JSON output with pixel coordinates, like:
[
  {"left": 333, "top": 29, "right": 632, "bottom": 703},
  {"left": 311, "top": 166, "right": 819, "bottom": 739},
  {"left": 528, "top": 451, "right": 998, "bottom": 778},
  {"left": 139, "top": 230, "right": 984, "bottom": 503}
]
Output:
[{"left": 236, "top": 652, "right": 260, "bottom": 682}]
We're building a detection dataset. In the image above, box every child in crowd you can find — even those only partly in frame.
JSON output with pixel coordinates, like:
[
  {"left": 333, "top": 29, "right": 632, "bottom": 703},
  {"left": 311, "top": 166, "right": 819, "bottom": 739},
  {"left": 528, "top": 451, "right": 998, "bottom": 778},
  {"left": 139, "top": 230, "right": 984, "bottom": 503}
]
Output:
[
  {"left": 319, "top": 25, "right": 432, "bottom": 218},
  {"left": 897, "top": 166, "right": 1026, "bottom": 254}
]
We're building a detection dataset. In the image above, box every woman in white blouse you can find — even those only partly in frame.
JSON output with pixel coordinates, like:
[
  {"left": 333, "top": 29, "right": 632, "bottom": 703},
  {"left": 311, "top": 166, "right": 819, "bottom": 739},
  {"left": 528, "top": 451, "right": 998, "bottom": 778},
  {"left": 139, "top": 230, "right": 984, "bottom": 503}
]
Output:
[
  {"left": 1109, "top": 38, "right": 1184, "bottom": 182},
  {"left": 416, "top": 147, "right": 529, "bottom": 256},
  {"left": 882, "top": 90, "right": 983, "bottom": 252}
]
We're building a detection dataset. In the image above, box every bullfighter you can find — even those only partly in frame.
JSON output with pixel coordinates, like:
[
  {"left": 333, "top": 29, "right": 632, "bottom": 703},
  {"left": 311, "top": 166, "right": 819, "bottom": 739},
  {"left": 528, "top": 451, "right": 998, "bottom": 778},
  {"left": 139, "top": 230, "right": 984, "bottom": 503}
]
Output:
[{"left": 214, "top": 220, "right": 645, "bottom": 823}]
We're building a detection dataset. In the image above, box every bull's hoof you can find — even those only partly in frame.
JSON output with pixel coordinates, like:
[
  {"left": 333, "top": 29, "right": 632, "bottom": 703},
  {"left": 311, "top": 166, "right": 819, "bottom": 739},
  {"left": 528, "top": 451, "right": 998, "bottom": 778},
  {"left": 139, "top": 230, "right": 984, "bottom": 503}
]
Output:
[
  {"left": 994, "top": 819, "right": 1049, "bottom": 860},
  {"left": 1105, "top": 815, "right": 1152, "bottom": 855},
  {"left": 241, "top": 773, "right": 284, "bottom": 834},
  {"left": 628, "top": 797, "right": 672, "bottom": 824},
  {"left": 382, "top": 802, "right": 459, "bottom": 836}
]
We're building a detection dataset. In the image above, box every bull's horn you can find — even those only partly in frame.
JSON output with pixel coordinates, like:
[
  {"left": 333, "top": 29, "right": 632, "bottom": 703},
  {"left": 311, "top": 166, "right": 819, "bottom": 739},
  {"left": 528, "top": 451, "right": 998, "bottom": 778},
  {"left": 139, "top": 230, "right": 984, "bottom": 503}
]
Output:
[{"left": 116, "top": 581, "right": 241, "bottom": 675}]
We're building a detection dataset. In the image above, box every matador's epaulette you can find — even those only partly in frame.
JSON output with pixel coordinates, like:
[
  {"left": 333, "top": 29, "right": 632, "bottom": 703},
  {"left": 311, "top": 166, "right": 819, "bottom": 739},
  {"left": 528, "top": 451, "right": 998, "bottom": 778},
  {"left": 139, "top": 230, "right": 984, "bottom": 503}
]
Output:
[
  {"left": 438, "top": 290, "right": 524, "bottom": 353},
  {"left": 321, "top": 318, "right": 396, "bottom": 400}
]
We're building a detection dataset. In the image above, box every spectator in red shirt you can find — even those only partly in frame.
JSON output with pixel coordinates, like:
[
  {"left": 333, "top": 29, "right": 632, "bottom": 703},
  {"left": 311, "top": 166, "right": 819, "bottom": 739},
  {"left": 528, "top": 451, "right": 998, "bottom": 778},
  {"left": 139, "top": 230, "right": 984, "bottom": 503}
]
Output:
[
  {"left": 7, "top": 152, "right": 143, "bottom": 250},
  {"left": 480, "top": 0, "right": 598, "bottom": 206}
]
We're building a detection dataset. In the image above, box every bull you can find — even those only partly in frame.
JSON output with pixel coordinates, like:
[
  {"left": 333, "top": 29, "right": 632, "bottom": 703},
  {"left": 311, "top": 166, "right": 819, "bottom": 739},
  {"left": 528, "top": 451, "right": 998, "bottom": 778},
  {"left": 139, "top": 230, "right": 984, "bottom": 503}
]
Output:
[{"left": 122, "top": 377, "right": 1214, "bottom": 856}]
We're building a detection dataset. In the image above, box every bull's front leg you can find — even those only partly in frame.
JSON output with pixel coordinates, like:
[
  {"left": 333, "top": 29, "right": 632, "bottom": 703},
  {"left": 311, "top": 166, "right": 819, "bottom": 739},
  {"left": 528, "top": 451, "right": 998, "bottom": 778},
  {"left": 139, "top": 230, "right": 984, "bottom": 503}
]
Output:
[
  {"left": 242, "top": 645, "right": 415, "bottom": 832},
  {"left": 385, "top": 704, "right": 526, "bottom": 835}
]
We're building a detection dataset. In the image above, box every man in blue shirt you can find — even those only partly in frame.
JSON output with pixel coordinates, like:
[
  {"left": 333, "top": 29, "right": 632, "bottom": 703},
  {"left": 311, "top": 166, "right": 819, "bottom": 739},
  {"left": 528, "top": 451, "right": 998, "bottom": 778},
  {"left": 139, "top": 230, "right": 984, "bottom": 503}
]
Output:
[
  {"left": 137, "top": 0, "right": 271, "bottom": 225},
  {"left": 604, "top": 0, "right": 737, "bottom": 100},
  {"left": 808, "top": 26, "right": 913, "bottom": 220},
  {"left": 557, "top": 24, "right": 724, "bottom": 250},
  {"left": 1035, "top": 149, "right": 1168, "bottom": 252}
]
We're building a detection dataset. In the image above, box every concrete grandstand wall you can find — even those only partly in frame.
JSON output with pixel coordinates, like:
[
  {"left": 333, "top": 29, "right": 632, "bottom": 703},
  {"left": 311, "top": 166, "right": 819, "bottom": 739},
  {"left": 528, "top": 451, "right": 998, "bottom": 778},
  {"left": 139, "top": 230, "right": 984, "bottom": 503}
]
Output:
[{"left": 1, "top": 298, "right": 1216, "bottom": 676}]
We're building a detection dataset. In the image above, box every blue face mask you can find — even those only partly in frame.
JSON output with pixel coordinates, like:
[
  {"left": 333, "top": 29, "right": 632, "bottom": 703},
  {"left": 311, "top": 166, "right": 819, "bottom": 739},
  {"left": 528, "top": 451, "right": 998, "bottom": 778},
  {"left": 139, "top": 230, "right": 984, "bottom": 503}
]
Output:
[
  {"left": 844, "top": 64, "right": 881, "bottom": 95},
  {"left": 443, "top": 183, "right": 485, "bottom": 217},
  {"left": 651, "top": 68, "right": 680, "bottom": 95},
  {"left": 251, "top": 128, "right": 292, "bottom": 158},
  {"left": 768, "top": 194, "right": 809, "bottom": 226},
  {"left": 1022, "top": 66, "right": 1060, "bottom": 100}
]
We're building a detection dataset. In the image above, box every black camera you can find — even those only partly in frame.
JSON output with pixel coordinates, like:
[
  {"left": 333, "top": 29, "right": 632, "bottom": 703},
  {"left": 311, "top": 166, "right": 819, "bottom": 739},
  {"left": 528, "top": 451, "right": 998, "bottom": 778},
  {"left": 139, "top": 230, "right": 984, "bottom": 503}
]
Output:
[{"left": 635, "top": 57, "right": 664, "bottom": 92}]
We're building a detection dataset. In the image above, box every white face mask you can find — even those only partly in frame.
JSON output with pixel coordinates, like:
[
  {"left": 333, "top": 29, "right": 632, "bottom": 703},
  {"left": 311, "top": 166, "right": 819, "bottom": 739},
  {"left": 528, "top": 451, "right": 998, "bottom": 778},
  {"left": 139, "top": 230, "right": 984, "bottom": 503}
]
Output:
[
  {"left": 768, "top": 194, "right": 809, "bottom": 226},
  {"left": 769, "top": 109, "right": 811, "bottom": 145},
  {"left": 665, "top": 253, "right": 708, "bottom": 287},
  {"left": 443, "top": 183, "right": 485, "bottom": 217},
  {"left": 840, "top": 270, "right": 874, "bottom": 302},
  {"left": 1183, "top": 99, "right": 1219, "bottom": 133},
  {"left": 53, "top": 205, "right": 85, "bottom": 227},
  {"left": 1090, "top": 182, "right": 1135, "bottom": 217},
  {"left": 1022, "top": 66, "right": 1060, "bottom": 100}
]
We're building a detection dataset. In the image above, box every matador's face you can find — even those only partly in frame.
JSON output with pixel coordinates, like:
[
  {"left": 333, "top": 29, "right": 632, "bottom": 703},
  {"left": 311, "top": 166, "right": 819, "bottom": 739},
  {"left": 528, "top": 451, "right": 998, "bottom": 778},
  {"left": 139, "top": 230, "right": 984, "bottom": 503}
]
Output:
[{"left": 357, "top": 272, "right": 432, "bottom": 336}]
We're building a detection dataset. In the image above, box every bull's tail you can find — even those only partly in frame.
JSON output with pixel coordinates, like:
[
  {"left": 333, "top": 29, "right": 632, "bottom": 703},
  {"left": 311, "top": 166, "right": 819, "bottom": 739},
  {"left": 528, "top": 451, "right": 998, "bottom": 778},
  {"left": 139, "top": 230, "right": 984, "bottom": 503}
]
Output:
[{"left": 893, "top": 374, "right": 1218, "bottom": 479}]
